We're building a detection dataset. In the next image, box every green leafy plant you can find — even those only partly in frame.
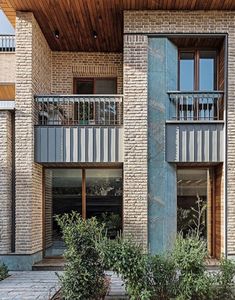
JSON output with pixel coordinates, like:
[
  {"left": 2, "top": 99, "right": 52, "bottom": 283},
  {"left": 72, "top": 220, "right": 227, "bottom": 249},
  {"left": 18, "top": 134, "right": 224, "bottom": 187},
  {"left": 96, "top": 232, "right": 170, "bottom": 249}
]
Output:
[
  {"left": 148, "top": 254, "right": 177, "bottom": 299},
  {"left": 55, "top": 212, "right": 108, "bottom": 300},
  {"left": 102, "top": 236, "right": 177, "bottom": 300},
  {"left": 99, "top": 213, "right": 122, "bottom": 238},
  {"left": 213, "top": 257, "right": 235, "bottom": 299},
  {"left": 173, "top": 234, "right": 214, "bottom": 300},
  {"left": 0, "top": 263, "right": 8, "bottom": 281}
]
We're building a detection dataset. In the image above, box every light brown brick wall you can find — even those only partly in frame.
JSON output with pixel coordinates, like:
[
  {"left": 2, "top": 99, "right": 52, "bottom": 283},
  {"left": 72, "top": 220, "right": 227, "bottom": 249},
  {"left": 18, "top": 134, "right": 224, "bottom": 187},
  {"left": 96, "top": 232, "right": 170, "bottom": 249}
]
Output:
[
  {"left": 15, "top": 11, "right": 51, "bottom": 254},
  {"left": 123, "top": 10, "right": 235, "bottom": 255},
  {"left": 123, "top": 35, "right": 148, "bottom": 248},
  {"left": 0, "top": 53, "right": 15, "bottom": 83},
  {"left": 52, "top": 52, "right": 123, "bottom": 94},
  {"left": 0, "top": 111, "right": 12, "bottom": 254}
]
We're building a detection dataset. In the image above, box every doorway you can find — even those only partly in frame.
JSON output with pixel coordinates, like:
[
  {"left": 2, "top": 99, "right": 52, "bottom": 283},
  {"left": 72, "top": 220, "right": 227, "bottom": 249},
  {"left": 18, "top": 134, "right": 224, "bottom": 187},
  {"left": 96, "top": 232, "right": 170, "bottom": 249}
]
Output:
[{"left": 177, "top": 166, "right": 222, "bottom": 258}]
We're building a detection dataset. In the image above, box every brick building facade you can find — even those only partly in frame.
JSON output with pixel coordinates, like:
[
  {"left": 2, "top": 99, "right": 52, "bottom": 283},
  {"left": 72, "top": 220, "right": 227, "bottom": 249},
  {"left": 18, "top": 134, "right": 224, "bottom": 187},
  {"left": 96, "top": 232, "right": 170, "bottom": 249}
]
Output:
[{"left": 0, "top": 3, "right": 234, "bottom": 269}]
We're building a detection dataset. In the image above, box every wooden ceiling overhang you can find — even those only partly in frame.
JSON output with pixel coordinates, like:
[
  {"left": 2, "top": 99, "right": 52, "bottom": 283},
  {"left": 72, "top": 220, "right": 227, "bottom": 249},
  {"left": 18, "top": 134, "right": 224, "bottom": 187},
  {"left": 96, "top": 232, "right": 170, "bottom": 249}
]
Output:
[{"left": 1, "top": 0, "right": 235, "bottom": 52}]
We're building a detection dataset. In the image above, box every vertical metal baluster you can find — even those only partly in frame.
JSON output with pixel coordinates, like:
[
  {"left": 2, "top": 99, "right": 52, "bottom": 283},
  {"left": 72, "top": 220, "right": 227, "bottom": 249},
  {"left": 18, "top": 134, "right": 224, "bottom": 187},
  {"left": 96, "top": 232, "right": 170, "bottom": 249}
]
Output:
[
  {"left": 83, "top": 98, "right": 85, "bottom": 124},
  {"left": 41, "top": 98, "right": 43, "bottom": 125},
  {"left": 77, "top": 98, "right": 80, "bottom": 125},
  {"left": 109, "top": 98, "right": 111, "bottom": 126},
  {"left": 217, "top": 95, "right": 219, "bottom": 120},
  {"left": 186, "top": 95, "right": 188, "bottom": 120},
  {"left": 87, "top": 98, "right": 91, "bottom": 124},
  {"left": 174, "top": 96, "right": 177, "bottom": 120},
  {"left": 182, "top": 95, "right": 184, "bottom": 120},
  {"left": 98, "top": 98, "right": 100, "bottom": 125}
]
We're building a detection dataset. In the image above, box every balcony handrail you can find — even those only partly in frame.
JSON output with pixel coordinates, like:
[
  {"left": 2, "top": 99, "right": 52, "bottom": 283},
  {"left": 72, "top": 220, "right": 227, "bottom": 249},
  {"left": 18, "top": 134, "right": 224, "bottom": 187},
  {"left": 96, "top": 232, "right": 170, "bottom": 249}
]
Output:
[
  {"left": 36, "top": 94, "right": 123, "bottom": 97},
  {"left": 0, "top": 35, "right": 15, "bottom": 52},
  {"left": 168, "top": 90, "right": 224, "bottom": 121},
  {"left": 168, "top": 90, "right": 224, "bottom": 95},
  {"left": 35, "top": 94, "right": 123, "bottom": 126}
]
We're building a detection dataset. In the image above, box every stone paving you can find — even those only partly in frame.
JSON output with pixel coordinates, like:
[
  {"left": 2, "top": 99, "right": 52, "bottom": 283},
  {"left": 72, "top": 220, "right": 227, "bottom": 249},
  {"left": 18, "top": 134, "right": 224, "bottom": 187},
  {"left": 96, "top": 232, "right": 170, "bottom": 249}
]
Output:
[
  {"left": 105, "top": 271, "right": 127, "bottom": 299},
  {"left": 0, "top": 271, "right": 61, "bottom": 300},
  {"left": 0, "top": 271, "right": 127, "bottom": 300}
]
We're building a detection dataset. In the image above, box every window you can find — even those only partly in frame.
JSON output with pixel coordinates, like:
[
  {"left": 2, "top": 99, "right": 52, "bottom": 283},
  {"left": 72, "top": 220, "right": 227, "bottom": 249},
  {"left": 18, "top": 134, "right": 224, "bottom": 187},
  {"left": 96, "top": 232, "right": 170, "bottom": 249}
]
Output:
[
  {"left": 74, "top": 78, "right": 117, "bottom": 94},
  {"left": 44, "top": 168, "right": 123, "bottom": 257},
  {"left": 179, "top": 50, "right": 217, "bottom": 91},
  {"left": 73, "top": 78, "right": 117, "bottom": 124}
]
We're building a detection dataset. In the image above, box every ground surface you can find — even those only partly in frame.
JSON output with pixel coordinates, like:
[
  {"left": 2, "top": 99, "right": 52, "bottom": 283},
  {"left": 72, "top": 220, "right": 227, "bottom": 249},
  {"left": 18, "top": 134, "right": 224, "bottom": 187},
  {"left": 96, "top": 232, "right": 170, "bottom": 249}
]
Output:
[
  {"left": 0, "top": 271, "right": 61, "bottom": 300},
  {"left": 0, "top": 271, "right": 127, "bottom": 300}
]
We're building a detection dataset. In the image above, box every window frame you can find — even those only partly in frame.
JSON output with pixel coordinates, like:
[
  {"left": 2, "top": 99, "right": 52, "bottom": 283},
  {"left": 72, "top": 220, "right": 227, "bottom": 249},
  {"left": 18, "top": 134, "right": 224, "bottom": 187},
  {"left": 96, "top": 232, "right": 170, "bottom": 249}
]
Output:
[
  {"left": 178, "top": 48, "right": 218, "bottom": 91},
  {"left": 73, "top": 77, "right": 118, "bottom": 94}
]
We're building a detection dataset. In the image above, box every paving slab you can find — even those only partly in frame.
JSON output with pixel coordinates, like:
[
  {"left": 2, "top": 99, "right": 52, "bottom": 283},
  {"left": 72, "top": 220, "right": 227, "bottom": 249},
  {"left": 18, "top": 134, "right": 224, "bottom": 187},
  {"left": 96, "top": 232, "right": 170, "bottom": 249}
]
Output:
[{"left": 0, "top": 271, "right": 61, "bottom": 300}]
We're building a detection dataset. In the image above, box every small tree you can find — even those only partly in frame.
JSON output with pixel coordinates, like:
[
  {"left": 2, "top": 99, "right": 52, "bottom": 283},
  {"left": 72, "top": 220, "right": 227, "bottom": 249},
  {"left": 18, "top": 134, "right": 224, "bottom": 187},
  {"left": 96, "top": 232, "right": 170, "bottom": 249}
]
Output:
[{"left": 55, "top": 212, "right": 107, "bottom": 300}]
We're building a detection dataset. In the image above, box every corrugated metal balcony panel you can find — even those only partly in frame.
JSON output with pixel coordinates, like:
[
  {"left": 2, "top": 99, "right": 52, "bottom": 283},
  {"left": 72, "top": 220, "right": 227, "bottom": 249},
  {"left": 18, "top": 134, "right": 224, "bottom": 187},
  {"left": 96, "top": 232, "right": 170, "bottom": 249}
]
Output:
[
  {"left": 166, "top": 122, "right": 224, "bottom": 163},
  {"left": 35, "top": 126, "right": 123, "bottom": 163}
]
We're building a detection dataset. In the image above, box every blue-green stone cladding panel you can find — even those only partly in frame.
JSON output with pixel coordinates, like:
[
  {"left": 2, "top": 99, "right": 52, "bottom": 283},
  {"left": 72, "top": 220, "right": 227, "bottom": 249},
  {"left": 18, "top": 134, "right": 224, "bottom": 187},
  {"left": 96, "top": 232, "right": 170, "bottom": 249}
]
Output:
[{"left": 148, "top": 38, "right": 178, "bottom": 253}]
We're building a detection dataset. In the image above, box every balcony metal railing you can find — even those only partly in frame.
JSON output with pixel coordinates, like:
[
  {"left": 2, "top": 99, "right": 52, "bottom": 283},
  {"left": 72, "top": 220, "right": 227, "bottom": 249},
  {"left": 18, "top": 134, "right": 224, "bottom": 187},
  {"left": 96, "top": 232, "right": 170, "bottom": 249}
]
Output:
[
  {"left": 0, "top": 35, "right": 15, "bottom": 52},
  {"left": 35, "top": 95, "right": 123, "bottom": 126},
  {"left": 168, "top": 91, "right": 224, "bottom": 121}
]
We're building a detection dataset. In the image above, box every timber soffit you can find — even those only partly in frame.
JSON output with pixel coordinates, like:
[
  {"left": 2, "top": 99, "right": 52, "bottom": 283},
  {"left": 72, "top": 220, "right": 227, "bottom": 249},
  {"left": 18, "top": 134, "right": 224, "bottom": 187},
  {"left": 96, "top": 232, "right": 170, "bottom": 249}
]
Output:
[{"left": 1, "top": 0, "right": 235, "bottom": 52}]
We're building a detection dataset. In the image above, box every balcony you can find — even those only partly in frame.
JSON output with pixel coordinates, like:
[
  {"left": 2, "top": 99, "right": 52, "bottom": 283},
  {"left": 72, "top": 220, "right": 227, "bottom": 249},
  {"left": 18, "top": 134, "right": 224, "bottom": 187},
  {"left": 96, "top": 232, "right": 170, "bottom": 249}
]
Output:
[
  {"left": 34, "top": 95, "right": 123, "bottom": 163},
  {"left": 0, "top": 35, "right": 15, "bottom": 101},
  {"left": 0, "top": 35, "right": 15, "bottom": 52},
  {"left": 166, "top": 91, "right": 224, "bottom": 163}
]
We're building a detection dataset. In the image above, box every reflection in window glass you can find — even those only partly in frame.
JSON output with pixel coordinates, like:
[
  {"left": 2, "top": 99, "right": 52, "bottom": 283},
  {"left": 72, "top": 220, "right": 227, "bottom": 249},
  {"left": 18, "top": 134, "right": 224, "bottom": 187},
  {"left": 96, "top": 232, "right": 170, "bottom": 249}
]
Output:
[
  {"left": 199, "top": 51, "right": 216, "bottom": 91},
  {"left": 45, "top": 169, "right": 82, "bottom": 257},
  {"left": 177, "top": 169, "right": 207, "bottom": 240},
  {"left": 180, "top": 52, "right": 194, "bottom": 91},
  {"left": 86, "top": 169, "right": 122, "bottom": 238}
]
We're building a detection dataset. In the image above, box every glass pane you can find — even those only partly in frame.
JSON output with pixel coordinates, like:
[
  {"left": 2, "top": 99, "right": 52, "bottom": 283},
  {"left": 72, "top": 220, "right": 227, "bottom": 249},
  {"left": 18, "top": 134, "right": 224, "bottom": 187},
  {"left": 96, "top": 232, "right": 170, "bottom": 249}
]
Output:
[
  {"left": 95, "top": 79, "right": 117, "bottom": 94},
  {"left": 180, "top": 52, "right": 194, "bottom": 91},
  {"left": 44, "top": 169, "right": 82, "bottom": 256},
  {"left": 177, "top": 169, "right": 207, "bottom": 240},
  {"left": 76, "top": 80, "right": 94, "bottom": 94},
  {"left": 199, "top": 51, "right": 216, "bottom": 91},
  {"left": 86, "top": 169, "right": 122, "bottom": 238}
]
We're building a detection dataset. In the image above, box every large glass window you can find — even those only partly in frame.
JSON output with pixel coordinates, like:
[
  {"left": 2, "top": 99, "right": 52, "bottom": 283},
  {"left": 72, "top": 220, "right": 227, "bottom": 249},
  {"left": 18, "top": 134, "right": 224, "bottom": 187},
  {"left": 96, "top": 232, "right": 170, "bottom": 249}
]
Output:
[
  {"left": 44, "top": 168, "right": 123, "bottom": 256},
  {"left": 179, "top": 50, "right": 217, "bottom": 91}
]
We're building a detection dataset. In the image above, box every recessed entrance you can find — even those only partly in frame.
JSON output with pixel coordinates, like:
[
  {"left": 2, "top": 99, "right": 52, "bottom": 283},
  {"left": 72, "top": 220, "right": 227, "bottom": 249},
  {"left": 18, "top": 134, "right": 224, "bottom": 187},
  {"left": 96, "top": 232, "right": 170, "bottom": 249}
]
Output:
[
  {"left": 44, "top": 168, "right": 123, "bottom": 257},
  {"left": 177, "top": 166, "right": 223, "bottom": 258}
]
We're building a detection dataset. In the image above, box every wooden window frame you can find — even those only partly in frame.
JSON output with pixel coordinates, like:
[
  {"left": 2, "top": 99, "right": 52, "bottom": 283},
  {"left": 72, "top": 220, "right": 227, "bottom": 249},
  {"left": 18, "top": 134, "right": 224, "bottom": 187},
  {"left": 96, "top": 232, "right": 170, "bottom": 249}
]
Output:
[{"left": 178, "top": 48, "right": 218, "bottom": 91}]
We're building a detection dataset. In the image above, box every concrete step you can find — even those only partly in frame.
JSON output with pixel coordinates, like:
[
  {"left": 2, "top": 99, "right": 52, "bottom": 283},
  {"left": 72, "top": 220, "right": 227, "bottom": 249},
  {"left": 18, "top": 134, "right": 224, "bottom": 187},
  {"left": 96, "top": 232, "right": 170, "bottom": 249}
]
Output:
[{"left": 33, "top": 258, "right": 65, "bottom": 271}]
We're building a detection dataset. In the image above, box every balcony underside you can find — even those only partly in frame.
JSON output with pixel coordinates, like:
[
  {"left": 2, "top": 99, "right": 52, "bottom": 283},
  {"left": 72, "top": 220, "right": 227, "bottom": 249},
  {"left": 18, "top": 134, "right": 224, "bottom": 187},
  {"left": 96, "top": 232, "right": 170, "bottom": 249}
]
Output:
[
  {"left": 35, "top": 126, "right": 123, "bottom": 163},
  {"left": 166, "top": 122, "right": 224, "bottom": 163}
]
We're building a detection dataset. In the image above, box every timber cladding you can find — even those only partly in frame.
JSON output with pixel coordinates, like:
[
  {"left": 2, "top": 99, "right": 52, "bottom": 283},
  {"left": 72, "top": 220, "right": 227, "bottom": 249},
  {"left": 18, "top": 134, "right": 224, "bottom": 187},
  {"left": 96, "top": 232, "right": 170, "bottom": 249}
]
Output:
[{"left": 123, "top": 10, "right": 233, "bottom": 255}]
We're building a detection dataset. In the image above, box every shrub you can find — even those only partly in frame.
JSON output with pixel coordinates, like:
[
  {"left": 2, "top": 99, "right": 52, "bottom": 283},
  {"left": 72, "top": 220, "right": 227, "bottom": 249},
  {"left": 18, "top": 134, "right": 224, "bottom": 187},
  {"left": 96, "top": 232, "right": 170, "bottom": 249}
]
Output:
[
  {"left": 0, "top": 263, "right": 8, "bottom": 281},
  {"left": 149, "top": 255, "right": 177, "bottom": 299},
  {"left": 213, "top": 257, "right": 235, "bottom": 299},
  {"left": 173, "top": 234, "right": 215, "bottom": 300},
  {"left": 103, "top": 236, "right": 149, "bottom": 299},
  {"left": 55, "top": 212, "right": 107, "bottom": 300},
  {"left": 103, "top": 236, "right": 177, "bottom": 300}
]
